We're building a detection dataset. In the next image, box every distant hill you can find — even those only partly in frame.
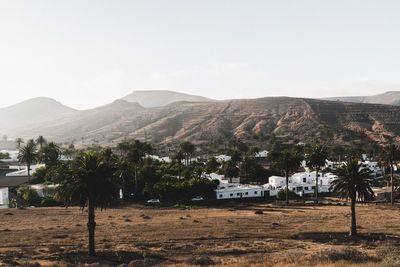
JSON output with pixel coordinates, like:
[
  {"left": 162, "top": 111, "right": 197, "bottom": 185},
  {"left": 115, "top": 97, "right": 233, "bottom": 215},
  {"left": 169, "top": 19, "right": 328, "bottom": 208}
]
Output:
[
  {"left": 8, "top": 97, "right": 400, "bottom": 148},
  {"left": 0, "top": 97, "right": 77, "bottom": 133},
  {"left": 324, "top": 91, "right": 400, "bottom": 106},
  {"left": 122, "top": 90, "right": 214, "bottom": 107}
]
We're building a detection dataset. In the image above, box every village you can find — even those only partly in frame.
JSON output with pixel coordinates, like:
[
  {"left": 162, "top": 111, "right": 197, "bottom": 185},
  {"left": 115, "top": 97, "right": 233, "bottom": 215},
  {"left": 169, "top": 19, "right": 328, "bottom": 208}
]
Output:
[{"left": 0, "top": 146, "right": 391, "bottom": 208}]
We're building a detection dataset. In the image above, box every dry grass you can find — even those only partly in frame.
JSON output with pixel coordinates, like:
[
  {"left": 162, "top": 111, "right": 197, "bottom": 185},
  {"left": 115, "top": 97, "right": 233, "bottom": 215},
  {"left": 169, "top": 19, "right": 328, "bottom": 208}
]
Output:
[{"left": 0, "top": 202, "right": 399, "bottom": 266}]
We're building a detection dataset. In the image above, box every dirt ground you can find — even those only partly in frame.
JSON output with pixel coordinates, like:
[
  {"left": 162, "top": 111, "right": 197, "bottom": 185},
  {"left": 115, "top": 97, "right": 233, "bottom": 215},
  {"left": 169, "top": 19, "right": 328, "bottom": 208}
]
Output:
[{"left": 0, "top": 202, "right": 400, "bottom": 266}]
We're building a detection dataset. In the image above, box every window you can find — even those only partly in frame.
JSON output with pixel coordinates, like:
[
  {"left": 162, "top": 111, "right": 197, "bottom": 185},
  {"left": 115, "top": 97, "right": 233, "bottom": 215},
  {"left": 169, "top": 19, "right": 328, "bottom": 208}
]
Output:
[
  {"left": 245, "top": 192, "right": 248, "bottom": 195},
  {"left": 254, "top": 191, "right": 258, "bottom": 195},
  {"left": 292, "top": 188, "right": 296, "bottom": 191},
  {"left": 230, "top": 193, "right": 233, "bottom": 197},
  {"left": 303, "top": 178, "right": 307, "bottom": 183},
  {"left": 305, "top": 187, "right": 308, "bottom": 190},
  {"left": 312, "top": 186, "right": 315, "bottom": 190},
  {"left": 237, "top": 193, "right": 240, "bottom": 196},
  {"left": 219, "top": 194, "right": 223, "bottom": 198}
]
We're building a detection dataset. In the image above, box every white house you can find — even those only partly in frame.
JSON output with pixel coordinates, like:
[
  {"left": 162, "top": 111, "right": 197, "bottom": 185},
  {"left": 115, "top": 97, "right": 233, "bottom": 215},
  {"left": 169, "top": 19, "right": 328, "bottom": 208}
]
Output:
[
  {"left": 6, "top": 164, "right": 44, "bottom": 177},
  {"left": 215, "top": 154, "right": 232, "bottom": 163},
  {"left": 215, "top": 171, "right": 338, "bottom": 200},
  {"left": 0, "top": 187, "right": 9, "bottom": 208},
  {"left": 361, "top": 161, "right": 383, "bottom": 177},
  {"left": 216, "top": 184, "right": 264, "bottom": 200},
  {"left": 255, "top": 150, "right": 269, "bottom": 158},
  {"left": 30, "top": 184, "right": 58, "bottom": 198}
]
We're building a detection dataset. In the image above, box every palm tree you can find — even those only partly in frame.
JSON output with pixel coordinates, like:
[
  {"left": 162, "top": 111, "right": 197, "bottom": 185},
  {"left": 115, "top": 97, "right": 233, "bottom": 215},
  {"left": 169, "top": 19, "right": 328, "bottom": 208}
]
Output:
[
  {"left": 36, "top": 136, "right": 47, "bottom": 163},
  {"left": 380, "top": 144, "right": 400, "bottom": 205},
  {"left": 15, "top": 138, "right": 24, "bottom": 150},
  {"left": 223, "top": 159, "right": 240, "bottom": 183},
  {"left": 17, "top": 140, "right": 38, "bottom": 182},
  {"left": 306, "top": 144, "right": 328, "bottom": 204},
  {"left": 180, "top": 141, "right": 195, "bottom": 166},
  {"left": 36, "top": 136, "right": 47, "bottom": 150},
  {"left": 271, "top": 149, "right": 303, "bottom": 205},
  {"left": 57, "top": 150, "right": 119, "bottom": 255},
  {"left": 331, "top": 158, "right": 374, "bottom": 236}
]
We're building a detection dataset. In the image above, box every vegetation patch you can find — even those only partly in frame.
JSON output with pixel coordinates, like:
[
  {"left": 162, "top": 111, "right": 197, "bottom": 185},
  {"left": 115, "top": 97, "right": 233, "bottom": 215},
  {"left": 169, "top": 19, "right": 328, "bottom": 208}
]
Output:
[{"left": 312, "top": 247, "right": 373, "bottom": 263}]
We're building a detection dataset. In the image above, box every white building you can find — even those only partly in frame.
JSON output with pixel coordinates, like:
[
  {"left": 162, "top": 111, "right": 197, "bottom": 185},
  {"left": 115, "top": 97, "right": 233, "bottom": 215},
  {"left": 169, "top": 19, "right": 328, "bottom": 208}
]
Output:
[
  {"left": 30, "top": 184, "right": 58, "bottom": 198},
  {"left": 215, "top": 171, "right": 338, "bottom": 200},
  {"left": 255, "top": 150, "right": 269, "bottom": 158},
  {"left": 0, "top": 187, "right": 9, "bottom": 208},
  {"left": 216, "top": 184, "right": 264, "bottom": 200},
  {"left": 6, "top": 164, "right": 45, "bottom": 177},
  {"left": 215, "top": 154, "right": 231, "bottom": 163},
  {"left": 361, "top": 161, "right": 383, "bottom": 177}
]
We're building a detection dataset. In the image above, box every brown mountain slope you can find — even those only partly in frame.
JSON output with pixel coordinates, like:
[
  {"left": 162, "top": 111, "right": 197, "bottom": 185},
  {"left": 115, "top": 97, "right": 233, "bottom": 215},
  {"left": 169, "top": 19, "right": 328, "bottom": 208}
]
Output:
[{"left": 7, "top": 97, "right": 400, "bottom": 147}]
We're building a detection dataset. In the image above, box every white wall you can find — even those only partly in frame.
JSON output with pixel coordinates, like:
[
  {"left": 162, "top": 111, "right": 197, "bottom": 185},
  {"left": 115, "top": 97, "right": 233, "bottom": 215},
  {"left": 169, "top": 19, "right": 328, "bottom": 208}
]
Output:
[{"left": 0, "top": 188, "right": 9, "bottom": 208}]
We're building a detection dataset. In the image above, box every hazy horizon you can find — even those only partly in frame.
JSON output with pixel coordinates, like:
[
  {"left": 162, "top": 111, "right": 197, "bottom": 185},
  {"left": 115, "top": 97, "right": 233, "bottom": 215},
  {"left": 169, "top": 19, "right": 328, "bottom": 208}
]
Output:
[{"left": 2, "top": 0, "right": 400, "bottom": 109}]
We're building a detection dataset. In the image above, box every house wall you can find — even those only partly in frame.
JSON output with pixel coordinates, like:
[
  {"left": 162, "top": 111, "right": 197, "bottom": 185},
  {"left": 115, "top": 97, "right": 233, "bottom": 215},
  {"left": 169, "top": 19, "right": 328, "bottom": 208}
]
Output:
[{"left": 0, "top": 187, "right": 9, "bottom": 208}]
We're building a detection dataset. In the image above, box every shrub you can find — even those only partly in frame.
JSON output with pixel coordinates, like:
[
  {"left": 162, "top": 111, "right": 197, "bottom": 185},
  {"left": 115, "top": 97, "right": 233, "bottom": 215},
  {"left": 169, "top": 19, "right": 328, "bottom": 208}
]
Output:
[
  {"left": 18, "top": 186, "right": 41, "bottom": 206},
  {"left": 276, "top": 189, "right": 298, "bottom": 200},
  {"left": 40, "top": 197, "right": 60, "bottom": 207},
  {"left": 313, "top": 247, "right": 371, "bottom": 263}
]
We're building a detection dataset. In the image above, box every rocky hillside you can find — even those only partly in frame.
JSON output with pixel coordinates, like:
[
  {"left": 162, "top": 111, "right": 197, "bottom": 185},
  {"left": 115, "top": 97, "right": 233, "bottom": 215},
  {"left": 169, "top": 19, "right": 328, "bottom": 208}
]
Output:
[{"left": 7, "top": 97, "right": 400, "bottom": 147}]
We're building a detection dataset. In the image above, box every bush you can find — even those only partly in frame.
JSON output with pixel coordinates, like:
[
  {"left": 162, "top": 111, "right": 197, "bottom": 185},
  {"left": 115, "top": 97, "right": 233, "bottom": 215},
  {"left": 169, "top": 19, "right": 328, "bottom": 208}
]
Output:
[
  {"left": 276, "top": 189, "right": 298, "bottom": 200},
  {"left": 40, "top": 197, "right": 60, "bottom": 207},
  {"left": 313, "top": 247, "right": 371, "bottom": 263},
  {"left": 18, "top": 186, "right": 41, "bottom": 206}
]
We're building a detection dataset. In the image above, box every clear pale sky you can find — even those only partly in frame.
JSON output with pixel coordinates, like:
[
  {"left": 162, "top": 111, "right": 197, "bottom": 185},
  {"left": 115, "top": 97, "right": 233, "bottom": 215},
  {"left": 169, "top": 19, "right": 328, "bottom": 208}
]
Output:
[{"left": 1, "top": 0, "right": 400, "bottom": 109}]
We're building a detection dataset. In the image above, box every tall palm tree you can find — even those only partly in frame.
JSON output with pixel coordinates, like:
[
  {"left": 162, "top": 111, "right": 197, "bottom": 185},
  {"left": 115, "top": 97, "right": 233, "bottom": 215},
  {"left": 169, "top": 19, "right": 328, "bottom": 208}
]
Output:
[
  {"left": 36, "top": 136, "right": 47, "bottom": 150},
  {"left": 15, "top": 138, "right": 24, "bottom": 150},
  {"left": 272, "top": 149, "right": 303, "bottom": 205},
  {"left": 380, "top": 144, "right": 400, "bottom": 205},
  {"left": 306, "top": 144, "right": 328, "bottom": 204},
  {"left": 57, "top": 150, "right": 119, "bottom": 255},
  {"left": 17, "top": 140, "right": 38, "bottom": 182},
  {"left": 180, "top": 141, "right": 195, "bottom": 166},
  {"left": 331, "top": 158, "right": 374, "bottom": 236}
]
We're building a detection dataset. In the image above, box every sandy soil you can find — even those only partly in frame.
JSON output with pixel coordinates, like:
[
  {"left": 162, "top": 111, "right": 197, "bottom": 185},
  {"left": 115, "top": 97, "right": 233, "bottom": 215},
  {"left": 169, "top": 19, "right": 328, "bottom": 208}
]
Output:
[{"left": 0, "top": 202, "right": 399, "bottom": 266}]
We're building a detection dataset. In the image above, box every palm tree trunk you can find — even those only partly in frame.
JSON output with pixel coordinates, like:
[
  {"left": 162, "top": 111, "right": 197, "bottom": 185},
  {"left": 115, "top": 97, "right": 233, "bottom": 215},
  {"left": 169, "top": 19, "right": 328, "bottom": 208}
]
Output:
[
  {"left": 27, "top": 163, "right": 31, "bottom": 184},
  {"left": 285, "top": 171, "right": 289, "bottom": 205},
  {"left": 134, "top": 164, "right": 138, "bottom": 196},
  {"left": 315, "top": 169, "right": 319, "bottom": 204},
  {"left": 350, "top": 195, "right": 357, "bottom": 236},
  {"left": 87, "top": 198, "right": 96, "bottom": 255},
  {"left": 391, "top": 165, "right": 394, "bottom": 205}
]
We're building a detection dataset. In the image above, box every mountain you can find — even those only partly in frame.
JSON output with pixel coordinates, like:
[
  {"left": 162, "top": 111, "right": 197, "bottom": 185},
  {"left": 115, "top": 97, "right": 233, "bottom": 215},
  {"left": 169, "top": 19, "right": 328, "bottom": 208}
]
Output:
[
  {"left": 0, "top": 97, "right": 77, "bottom": 133},
  {"left": 324, "top": 91, "right": 400, "bottom": 106},
  {"left": 121, "top": 90, "right": 214, "bottom": 107},
  {"left": 8, "top": 97, "right": 400, "bottom": 148}
]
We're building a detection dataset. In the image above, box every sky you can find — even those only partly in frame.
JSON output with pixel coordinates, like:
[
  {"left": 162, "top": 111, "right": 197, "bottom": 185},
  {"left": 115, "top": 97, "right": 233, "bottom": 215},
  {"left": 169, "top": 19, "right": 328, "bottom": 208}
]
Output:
[{"left": 1, "top": 0, "right": 400, "bottom": 109}]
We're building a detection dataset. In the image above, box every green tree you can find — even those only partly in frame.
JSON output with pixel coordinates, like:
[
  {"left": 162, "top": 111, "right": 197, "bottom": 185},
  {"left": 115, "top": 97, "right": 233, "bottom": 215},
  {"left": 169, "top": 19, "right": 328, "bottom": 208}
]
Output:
[
  {"left": 205, "top": 157, "right": 220, "bottom": 174},
  {"left": 331, "top": 158, "right": 374, "bottom": 236},
  {"left": 41, "top": 142, "right": 61, "bottom": 167},
  {"left": 57, "top": 150, "right": 119, "bottom": 255},
  {"left": 380, "top": 144, "right": 400, "bottom": 205},
  {"left": 222, "top": 160, "right": 239, "bottom": 183},
  {"left": 306, "top": 144, "right": 328, "bottom": 204},
  {"left": 271, "top": 149, "right": 303, "bottom": 205},
  {"left": 18, "top": 140, "right": 38, "bottom": 182}
]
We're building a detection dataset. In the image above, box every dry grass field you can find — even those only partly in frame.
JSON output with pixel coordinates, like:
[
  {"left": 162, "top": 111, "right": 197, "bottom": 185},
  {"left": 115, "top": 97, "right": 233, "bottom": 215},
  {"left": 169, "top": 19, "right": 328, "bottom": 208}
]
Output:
[{"left": 0, "top": 202, "right": 400, "bottom": 266}]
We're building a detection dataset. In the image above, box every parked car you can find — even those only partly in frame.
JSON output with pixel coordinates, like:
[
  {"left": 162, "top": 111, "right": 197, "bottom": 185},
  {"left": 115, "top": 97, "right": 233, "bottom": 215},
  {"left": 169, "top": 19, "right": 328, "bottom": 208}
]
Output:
[
  {"left": 147, "top": 198, "right": 160, "bottom": 203},
  {"left": 191, "top": 196, "right": 204, "bottom": 201}
]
